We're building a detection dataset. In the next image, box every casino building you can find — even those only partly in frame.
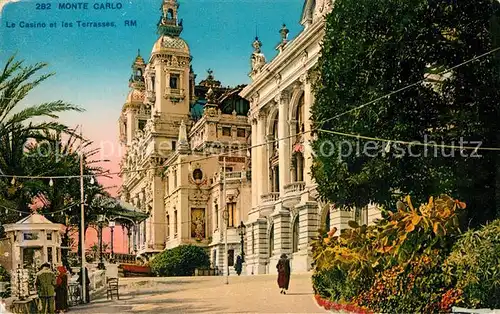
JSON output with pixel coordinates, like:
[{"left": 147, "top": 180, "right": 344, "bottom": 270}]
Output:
[
  {"left": 118, "top": 0, "right": 251, "bottom": 273},
  {"left": 239, "top": 0, "right": 381, "bottom": 274}
]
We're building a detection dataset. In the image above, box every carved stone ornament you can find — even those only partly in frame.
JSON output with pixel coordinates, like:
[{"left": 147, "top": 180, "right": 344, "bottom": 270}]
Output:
[
  {"left": 273, "top": 94, "right": 281, "bottom": 104},
  {"left": 274, "top": 73, "right": 282, "bottom": 85},
  {"left": 145, "top": 182, "right": 153, "bottom": 201},
  {"left": 188, "top": 188, "right": 209, "bottom": 202},
  {"left": 204, "top": 106, "right": 218, "bottom": 117},
  {"left": 250, "top": 37, "right": 266, "bottom": 74},
  {"left": 301, "top": 50, "right": 309, "bottom": 66}
]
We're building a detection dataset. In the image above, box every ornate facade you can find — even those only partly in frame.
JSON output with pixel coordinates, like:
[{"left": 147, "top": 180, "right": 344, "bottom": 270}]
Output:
[
  {"left": 118, "top": 0, "right": 251, "bottom": 273},
  {"left": 240, "top": 0, "right": 381, "bottom": 274}
]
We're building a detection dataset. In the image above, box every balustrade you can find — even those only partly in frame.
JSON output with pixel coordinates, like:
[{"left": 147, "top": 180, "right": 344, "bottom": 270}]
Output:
[
  {"left": 260, "top": 192, "right": 280, "bottom": 203},
  {"left": 284, "top": 181, "right": 306, "bottom": 195}
]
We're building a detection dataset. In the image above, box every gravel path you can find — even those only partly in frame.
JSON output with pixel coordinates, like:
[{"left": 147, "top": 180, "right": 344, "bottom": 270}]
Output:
[{"left": 70, "top": 273, "right": 328, "bottom": 313}]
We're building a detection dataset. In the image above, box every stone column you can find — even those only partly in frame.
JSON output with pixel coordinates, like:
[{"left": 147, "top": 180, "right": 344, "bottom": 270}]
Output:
[
  {"left": 271, "top": 204, "right": 291, "bottom": 257},
  {"left": 256, "top": 112, "right": 269, "bottom": 200},
  {"left": 277, "top": 91, "right": 291, "bottom": 195},
  {"left": 331, "top": 208, "right": 354, "bottom": 236},
  {"left": 245, "top": 218, "right": 269, "bottom": 275},
  {"left": 250, "top": 118, "right": 258, "bottom": 208},
  {"left": 295, "top": 201, "right": 319, "bottom": 272},
  {"left": 151, "top": 175, "right": 165, "bottom": 250},
  {"left": 302, "top": 75, "right": 315, "bottom": 187}
]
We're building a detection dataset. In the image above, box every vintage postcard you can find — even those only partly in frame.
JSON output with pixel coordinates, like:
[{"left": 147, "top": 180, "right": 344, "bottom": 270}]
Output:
[{"left": 2, "top": 0, "right": 499, "bottom": 313}]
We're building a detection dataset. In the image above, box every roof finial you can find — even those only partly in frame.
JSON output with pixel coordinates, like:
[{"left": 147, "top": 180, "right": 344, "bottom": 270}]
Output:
[
  {"left": 280, "top": 24, "right": 289, "bottom": 44},
  {"left": 137, "top": 49, "right": 141, "bottom": 56}
]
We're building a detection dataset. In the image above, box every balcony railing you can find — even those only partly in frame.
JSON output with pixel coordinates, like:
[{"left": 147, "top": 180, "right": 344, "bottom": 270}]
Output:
[
  {"left": 225, "top": 172, "right": 243, "bottom": 179},
  {"left": 261, "top": 192, "right": 280, "bottom": 203},
  {"left": 284, "top": 181, "right": 306, "bottom": 195}
]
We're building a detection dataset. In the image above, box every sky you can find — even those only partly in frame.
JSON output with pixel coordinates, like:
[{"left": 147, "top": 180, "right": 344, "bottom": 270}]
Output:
[{"left": 0, "top": 0, "right": 305, "bottom": 252}]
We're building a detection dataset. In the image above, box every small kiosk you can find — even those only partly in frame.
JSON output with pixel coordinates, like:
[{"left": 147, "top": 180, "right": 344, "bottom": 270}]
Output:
[
  {"left": 0, "top": 214, "right": 63, "bottom": 312},
  {"left": 3, "top": 213, "right": 64, "bottom": 270}
]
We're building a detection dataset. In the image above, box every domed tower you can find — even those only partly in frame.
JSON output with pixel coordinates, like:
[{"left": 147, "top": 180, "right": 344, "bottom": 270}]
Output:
[
  {"left": 119, "top": 50, "right": 147, "bottom": 148},
  {"left": 144, "top": 0, "right": 191, "bottom": 121}
]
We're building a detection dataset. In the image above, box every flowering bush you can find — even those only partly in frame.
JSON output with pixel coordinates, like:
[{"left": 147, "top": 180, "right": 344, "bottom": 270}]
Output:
[
  {"left": 443, "top": 220, "right": 500, "bottom": 309},
  {"left": 311, "top": 195, "right": 466, "bottom": 313},
  {"left": 315, "top": 294, "right": 372, "bottom": 314}
]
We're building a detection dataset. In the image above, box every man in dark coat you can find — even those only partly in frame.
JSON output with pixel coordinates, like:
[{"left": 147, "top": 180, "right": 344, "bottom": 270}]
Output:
[
  {"left": 276, "top": 254, "right": 291, "bottom": 294},
  {"left": 36, "top": 263, "right": 56, "bottom": 313},
  {"left": 234, "top": 255, "right": 243, "bottom": 276}
]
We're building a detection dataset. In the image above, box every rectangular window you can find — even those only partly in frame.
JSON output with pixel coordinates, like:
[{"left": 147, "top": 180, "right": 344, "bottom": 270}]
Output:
[
  {"left": 170, "top": 74, "right": 179, "bottom": 89},
  {"left": 47, "top": 232, "right": 52, "bottom": 241},
  {"left": 166, "top": 176, "right": 169, "bottom": 194},
  {"left": 252, "top": 228, "right": 255, "bottom": 254},
  {"left": 222, "top": 127, "right": 231, "bottom": 137},
  {"left": 138, "top": 120, "right": 146, "bottom": 131},
  {"left": 166, "top": 215, "right": 170, "bottom": 239},
  {"left": 23, "top": 233, "right": 38, "bottom": 240},
  {"left": 47, "top": 247, "right": 53, "bottom": 265},
  {"left": 237, "top": 128, "right": 246, "bottom": 137},
  {"left": 174, "top": 210, "right": 178, "bottom": 236},
  {"left": 174, "top": 170, "right": 177, "bottom": 188},
  {"left": 172, "top": 141, "right": 176, "bottom": 151},
  {"left": 227, "top": 202, "right": 236, "bottom": 227},
  {"left": 214, "top": 204, "right": 219, "bottom": 230},
  {"left": 228, "top": 249, "right": 234, "bottom": 266},
  {"left": 151, "top": 76, "right": 155, "bottom": 91}
]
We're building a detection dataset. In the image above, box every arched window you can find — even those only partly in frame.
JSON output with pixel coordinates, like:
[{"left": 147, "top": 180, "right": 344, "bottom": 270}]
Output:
[
  {"left": 268, "top": 225, "right": 274, "bottom": 257},
  {"left": 272, "top": 115, "right": 279, "bottom": 144},
  {"left": 167, "top": 9, "right": 174, "bottom": 19},
  {"left": 136, "top": 69, "right": 142, "bottom": 77},
  {"left": 295, "top": 94, "right": 305, "bottom": 135},
  {"left": 292, "top": 217, "right": 299, "bottom": 253}
]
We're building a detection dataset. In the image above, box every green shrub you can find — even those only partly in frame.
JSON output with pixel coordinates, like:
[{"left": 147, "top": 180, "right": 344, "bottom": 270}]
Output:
[
  {"left": 150, "top": 245, "right": 210, "bottom": 277},
  {"left": 0, "top": 265, "right": 9, "bottom": 282},
  {"left": 443, "top": 219, "right": 500, "bottom": 309},
  {"left": 0, "top": 265, "right": 11, "bottom": 298}
]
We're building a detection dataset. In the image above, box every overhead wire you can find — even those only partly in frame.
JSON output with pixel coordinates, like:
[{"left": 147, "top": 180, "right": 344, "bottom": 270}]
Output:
[{"left": 0, "top": 45, "right": 498, "bottom": 181}]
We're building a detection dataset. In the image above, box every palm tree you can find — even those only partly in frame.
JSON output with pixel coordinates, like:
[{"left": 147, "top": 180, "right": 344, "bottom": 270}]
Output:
[{"left": 0, "top": 55, "right": 83, "bottom": 228}]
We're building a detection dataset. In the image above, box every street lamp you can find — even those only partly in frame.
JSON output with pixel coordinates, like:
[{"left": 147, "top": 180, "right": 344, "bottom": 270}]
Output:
[
  {"left": 237, "top": 221, "right": 246, "bottom": 263},
  {"left": 109, "top": 220, "right": 115, "bottom": 263},
  {"left": 97, "top": 214, "right": 106, "bottom": 270}
]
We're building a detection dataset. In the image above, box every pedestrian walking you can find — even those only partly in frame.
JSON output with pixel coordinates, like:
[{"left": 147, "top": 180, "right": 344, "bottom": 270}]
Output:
[
  {"left": 55, "top": 265, "right": 69, "bottom": 313},
  {"left": 276, "top": 254, "right": 290, "bottom": 294},
  {"left": 234, "top": 255, "right": 243, "bottom": 276},
  {"left": 36, "top": 263, "right": 56, "bottom": 314}
]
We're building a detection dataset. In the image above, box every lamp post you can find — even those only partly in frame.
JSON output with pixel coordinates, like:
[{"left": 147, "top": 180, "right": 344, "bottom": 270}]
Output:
[
  {"left": 109, "top": 220, "right": 115, "bottom": 263},
  {"left": 97, "top": 214, "right": 105, "bottom": 270},
  {"left": 222, "top": 156, "right": 228, "bottom": 285},
  {"left": 79, "top": 127, "right": 87, "bottom": 303},
  {"left": 237, "top": 221, "right": 246, "bottom": 263}
]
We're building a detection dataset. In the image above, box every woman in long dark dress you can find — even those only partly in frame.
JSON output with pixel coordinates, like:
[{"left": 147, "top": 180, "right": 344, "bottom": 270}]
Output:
[
  {"left": 55, "top": 265, "right": 68, "bottom": 313},
  {"left": 276, "top": 254, "right": 291, "bottom": 294}
]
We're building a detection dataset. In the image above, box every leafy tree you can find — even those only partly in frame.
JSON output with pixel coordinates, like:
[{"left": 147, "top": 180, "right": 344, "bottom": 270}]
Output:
[{"left": 312, "top": 0, "right": 500, "bottom": 226}]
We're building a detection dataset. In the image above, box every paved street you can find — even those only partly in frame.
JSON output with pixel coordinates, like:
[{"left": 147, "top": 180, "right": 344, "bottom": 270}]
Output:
[{"left": 71, "top": 273, "right": 327, "bottom": 313}]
